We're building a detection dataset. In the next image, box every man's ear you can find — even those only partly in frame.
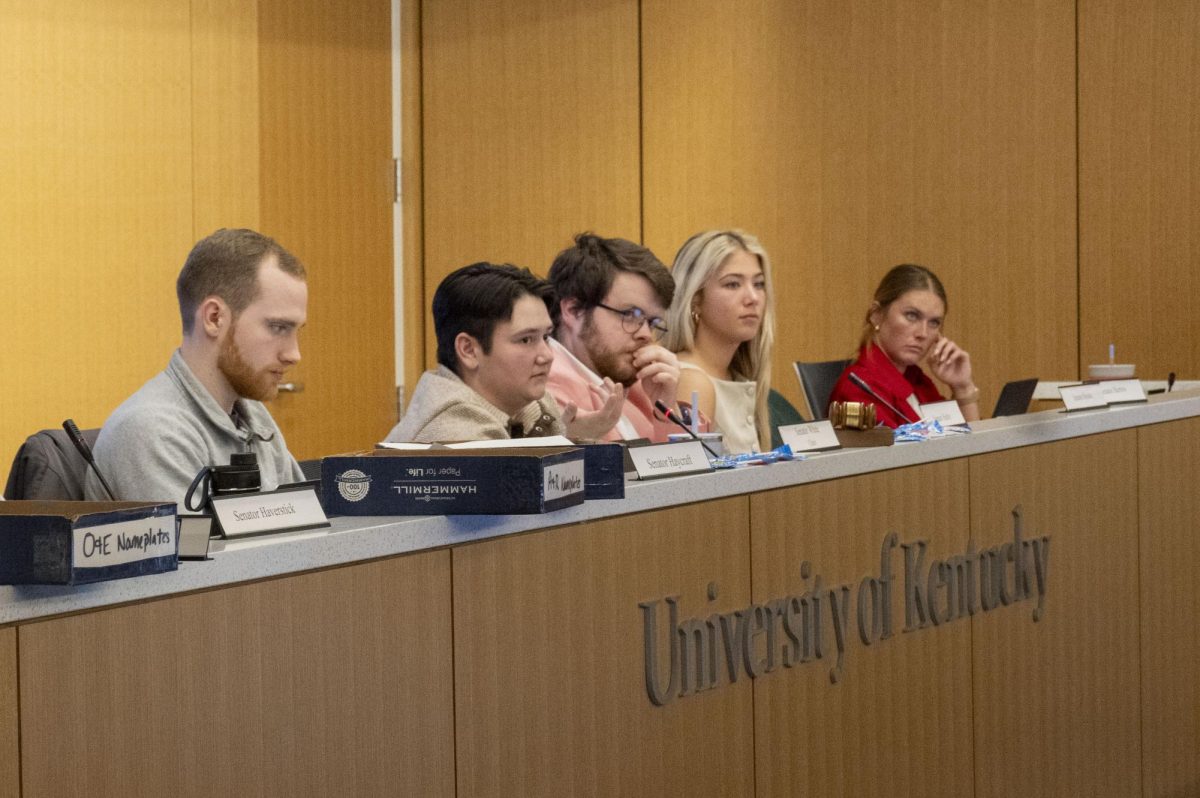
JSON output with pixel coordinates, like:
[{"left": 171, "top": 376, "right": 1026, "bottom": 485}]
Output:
[
  {"left": 197, "top": 296, "right": 230, "bottom": 339},
  {"left": 455, "top": 332, "right": 483, "bottom": 372},
  {"left": 559, "top": 297, "right": 586, "bottom": 335}
]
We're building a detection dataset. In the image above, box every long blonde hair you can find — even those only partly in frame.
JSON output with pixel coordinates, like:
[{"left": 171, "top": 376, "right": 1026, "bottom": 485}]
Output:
[{"left": 664, "top": 230, "right": 776, "bottom": 451}]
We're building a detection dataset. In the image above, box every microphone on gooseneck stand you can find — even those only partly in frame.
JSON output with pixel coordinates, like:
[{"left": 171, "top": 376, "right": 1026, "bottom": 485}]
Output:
[
  {"left": 63, "top": 419, "right": 117, "bottom": 501},
  {"left": 847, "top": 372, "right": 916, "bottom": 424},
  {"left": 654, "top": 400, "right": 721, "bottom": 460},
  {"left": 1167, "top": 372, "right": 1177, "bottom": 393}
]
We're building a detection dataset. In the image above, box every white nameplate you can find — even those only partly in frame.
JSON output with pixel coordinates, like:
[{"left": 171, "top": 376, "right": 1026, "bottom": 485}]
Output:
[
  {"left": 918, "top": 399, "right": 968, "bottom": 426},
  {"left": 1099, "top": 378, "right": 1147, "bottom": 405},
  {"left": 177, "top": 514, "right": 214, "bottom": 560},
  {"left": 628, "top": 441, "right": 713, "bottom": 479},
  {"left": 73, "top": 515, "right": 176, "bottom": 569},
  {"left": 210, "top": 485, "right": 330, "bottom": 539},
  {"left": 543, "top": 458, "right": 585, "bottom": 501},
  {"left": 778, "top": 421, "right": 841, "bottom": 453},
  {"left": 1059, "top": 383, "right": 1108, "bottom": 411}
]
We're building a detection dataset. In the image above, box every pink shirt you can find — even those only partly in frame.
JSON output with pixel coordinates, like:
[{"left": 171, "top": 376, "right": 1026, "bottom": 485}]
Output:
[{"left": 545, "top": 339, "right": 675, "bottom": 442}]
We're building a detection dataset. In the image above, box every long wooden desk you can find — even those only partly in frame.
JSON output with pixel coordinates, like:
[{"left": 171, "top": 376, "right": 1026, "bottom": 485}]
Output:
[{"left": 2, "top": 393, "right": 1199, "bottom": 797}]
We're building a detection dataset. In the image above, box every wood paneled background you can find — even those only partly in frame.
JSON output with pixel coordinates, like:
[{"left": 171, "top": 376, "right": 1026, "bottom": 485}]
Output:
[
  {"left": 414, "top": 0, "right": 1195, "bottom": 421},
  {"left": 4, "top": 0, "right": 1199, "bottom": 478},
  {"left": 0, "top": 0, "right": 394, "bottom": 484}
]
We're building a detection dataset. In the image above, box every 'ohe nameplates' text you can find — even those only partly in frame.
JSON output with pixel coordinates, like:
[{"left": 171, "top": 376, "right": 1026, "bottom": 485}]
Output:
[{"left": 639, "top": 506, "right": 1050, "bottom": 706}]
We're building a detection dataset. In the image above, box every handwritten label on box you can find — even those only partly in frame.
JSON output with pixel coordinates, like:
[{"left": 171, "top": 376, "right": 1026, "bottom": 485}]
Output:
[
  {"left": 73, "top": 516, "right": 176, "bottom": 569},
  {"left": 543, "top": 458, "right": 585, "bottom": 502}
]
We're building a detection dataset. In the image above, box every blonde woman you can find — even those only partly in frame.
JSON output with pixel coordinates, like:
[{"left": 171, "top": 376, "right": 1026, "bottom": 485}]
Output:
[{"left": 663, "top": 230, "right": 776, "bottom": 454}]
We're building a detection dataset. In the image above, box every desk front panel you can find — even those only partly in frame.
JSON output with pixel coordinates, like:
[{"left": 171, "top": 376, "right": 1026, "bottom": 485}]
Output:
[
  {"left": 969, "top": 430, "right": 1141, "bottom": 798},
  {"left": 2, "top": 411, "right": 1198, "bottom": 796},
  {"left": 751, "top": 458, "right": 974, "bottom": 798},
  {"left": 452, "top": 496, "right": 755, "bottom": 798},
  {"left": 18, "top": 551, "right": 455, "bottom": 798},
  {"left": 0, "top": 627, "right": 16, "bottom": 798},
  {"left": 1138, "top": 417, "right": 1200, "bottom": 797}
]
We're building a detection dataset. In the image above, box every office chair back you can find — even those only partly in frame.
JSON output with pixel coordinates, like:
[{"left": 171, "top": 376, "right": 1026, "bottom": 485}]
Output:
[
  {"left": 793, "top": 359, "right": 852, "bottom": 420},
  {"left": 4, "top": 427, "right": 100, "bottom": 501},
  {"left": 768, "top": 389, "right": 807, "bottom": 449}
]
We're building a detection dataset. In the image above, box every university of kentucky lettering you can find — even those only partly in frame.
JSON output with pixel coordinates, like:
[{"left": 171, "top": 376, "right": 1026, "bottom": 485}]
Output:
[{"left": 639, "top": 506, "right": 1050, "bottom": 705}]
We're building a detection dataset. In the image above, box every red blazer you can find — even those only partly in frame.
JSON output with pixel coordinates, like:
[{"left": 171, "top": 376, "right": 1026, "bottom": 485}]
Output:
[{"left": 829, "top": 343, "right": 945, "bottom": 428}]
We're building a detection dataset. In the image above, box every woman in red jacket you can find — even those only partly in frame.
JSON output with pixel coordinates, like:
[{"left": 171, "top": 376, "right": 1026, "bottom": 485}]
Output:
[{"left": 829, "top": 264, "right": 980, "bottom": 428}]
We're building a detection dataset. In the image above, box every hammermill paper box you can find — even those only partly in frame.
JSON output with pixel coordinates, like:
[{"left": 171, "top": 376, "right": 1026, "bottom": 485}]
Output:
[
  {"left": 0, "top": 501, "right": 178, "bottom": 585},
  {"left": 322, "top": 447, "right": 587, "bottom": 515}
]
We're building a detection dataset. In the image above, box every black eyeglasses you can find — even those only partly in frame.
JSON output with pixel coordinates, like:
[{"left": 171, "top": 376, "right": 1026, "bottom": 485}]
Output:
[{"left": 595, "top": 303, "right": 669, "bottom": 340}]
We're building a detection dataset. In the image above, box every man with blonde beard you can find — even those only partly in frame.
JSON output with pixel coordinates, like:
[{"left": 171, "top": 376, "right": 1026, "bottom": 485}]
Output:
[{"left": 85, "top": 229, "right": 306, "bottom": 505}]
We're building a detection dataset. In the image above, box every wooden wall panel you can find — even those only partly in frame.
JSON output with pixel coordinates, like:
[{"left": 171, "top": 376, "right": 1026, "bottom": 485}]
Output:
[
  {"left": 19, "top": 552, "right": 455, "bottom": 798},
  {"left": 750, "top": 460, "right": 974, "bottom": 797},
  {"left": 452, "top": 498, "right": 754, "bottom": 797},
  {"left": 259, "top": 0, "right": 397, "bottom": 457},
  {"left": 0, "top": 627, "right": 17, "bottom": 798},
  {"left": 0, "top": 0, "right": 193, "bottom": 481},
  {"left": 1138, "top": 417, "right": 1200, "bottom": 797},
  {"left": 421, "top": 0, "right": 642, "bottom": 367},
  {"left": 968, "top": 431, "right": 1141, "bottom": 797},
  {"left": 1079, "top": 0, "right": 1200, "bottom": 382},
  {"left": 642, "top": 0, "right": 1078, "bottom": 415},
  {"left": 401, "top": 0, "right": 427, "bottom": 402},
  {"left": 191, "top": 0, "right": 261, "bottom": 234}
]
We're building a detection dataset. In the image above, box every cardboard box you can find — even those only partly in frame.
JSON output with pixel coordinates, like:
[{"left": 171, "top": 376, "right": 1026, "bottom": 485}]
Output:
[
  {"left": 579, "top": 442, "right": 625, "bottom": 500},
  {"left": 323, "top": 447, "right": 587, "bottom": 515},
  {"left": 0, "top": 501, "right": 178, "bottom": 585}
]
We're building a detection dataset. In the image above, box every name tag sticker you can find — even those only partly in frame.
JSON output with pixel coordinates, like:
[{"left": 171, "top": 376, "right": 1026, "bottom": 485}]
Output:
[
  {"left": 1099, "top": 378, "right": 1147, "bottom": 405},
  {"left": 543, "top": 458, "right": 585, "bottom": 501},
  {"left": 628, "top": 441, "right": 713, "bottom": 480},
  {"left": 210, "top": 484, "right": 330, "bottom": 539},
  {"left": 918, "top": 399, "right": 967, "bottom": 426},
  {"left": 777, "top": 421, "right": 841, "bottom": 453},
  {"left": 1059, "top": 383, "right": 1108, "bottom": 411}
]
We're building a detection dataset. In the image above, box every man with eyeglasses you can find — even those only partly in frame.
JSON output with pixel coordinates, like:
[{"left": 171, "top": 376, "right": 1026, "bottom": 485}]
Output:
[{"left": 546, "top": 233, "right": 682, "bottom": 441}]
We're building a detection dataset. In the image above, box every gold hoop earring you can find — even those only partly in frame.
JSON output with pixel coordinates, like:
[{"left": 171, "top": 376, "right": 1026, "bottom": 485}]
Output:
[{"left": 690, "top": 310, "right": 700, "bottom": 326}]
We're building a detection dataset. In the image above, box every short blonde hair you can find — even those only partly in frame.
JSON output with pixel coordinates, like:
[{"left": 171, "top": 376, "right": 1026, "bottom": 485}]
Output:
[{"left": 664, "top": 230, "right": 776, "bottom": 451}]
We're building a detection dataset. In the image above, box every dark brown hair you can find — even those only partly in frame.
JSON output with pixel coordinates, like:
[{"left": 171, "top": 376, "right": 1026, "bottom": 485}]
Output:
[
  {"left": 546, "top": 233, "right": 673, "bottom": 329},
  {"left": 176, "top": 228, "right": 306, "bottom": 334}
]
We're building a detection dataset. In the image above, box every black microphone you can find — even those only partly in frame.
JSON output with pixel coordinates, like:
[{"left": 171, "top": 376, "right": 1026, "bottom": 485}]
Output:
[
  {"left": 654, "top": 400, "right": 721, "bottom": 459},
  {"left": 63, "top": 419, "right": 117, "bottom": 501},
  {"left": 847, "top": 372, "right": 916, "bottom": 424},
  {"left": 1167, "top": 372, "right": 1176, "bottom": 393}
]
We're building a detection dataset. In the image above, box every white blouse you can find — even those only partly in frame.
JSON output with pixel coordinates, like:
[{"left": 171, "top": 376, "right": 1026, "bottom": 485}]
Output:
[{"left": 679, "top": 362, "right": 759, "bottom": 454}]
